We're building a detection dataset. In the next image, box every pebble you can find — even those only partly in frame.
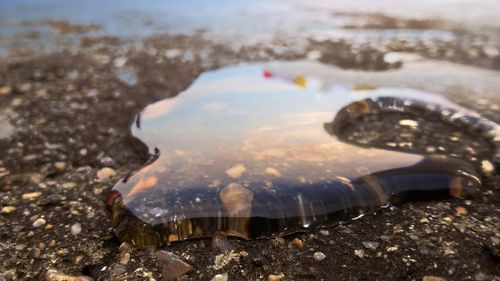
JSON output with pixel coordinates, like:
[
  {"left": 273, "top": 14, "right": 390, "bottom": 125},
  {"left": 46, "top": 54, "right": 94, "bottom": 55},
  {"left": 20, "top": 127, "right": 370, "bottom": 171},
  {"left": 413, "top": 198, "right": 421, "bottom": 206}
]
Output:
[
  {"left": 354, "top": 249, "right": 365, "bottom": 258},
  {"left": 62, "top": 182, "right": 77, "bottom": 189},
  {"left": 0, "top": 86, "right": 12, "bottom": 95},
  {"left": 211, "top": 273, "right": 228, "bottom": 281},
  {"left": 420, "top": 218, "right": 430, "bottom": 224},
  {"left": 114, "top": 57, "right": 127, "bottom": 68},
  {"left": 71, "top": 223, "right": 82, "bottom": 235},
  {"left": 1, "top": 206, "right": 16, "bottom": 214},
  {"left": 422, "top": 276, "right": 446, "bottom": 281},
  {"left": 455, "top": 206, "right": 467, "bottom": 216},
  {"left": 33, "top": 218, "right": 47, "bottom": 227},
  {"left": 313, "top": 251, "right": 326, "bottom": 261},
  {"left": 100, "top": 156, "right": 116, "bottom": 167},
  {"left": 44, "top": 269, "right": 93, "bottom": 281},
  {"left": 362, "top": 241, "right": 380, "bottom": 250},
  {"left": 268, "top": 274, "right": 284, "bottom": 281},
  {"left": 22, "top": 192, "right": 42, "bottom": 200},
  {"left": 118, "top": 252, "right": 130, "bottom": 265},
  {"left": 399, "top": 119, "right": 419, "bottom": 128},
  {"left": 387, "top": 246, "right": 398, "bottom": 252},
  {"left": 292, "top": 238, "right": 303, "bottom": 248},
  {"left": 155, "top": 250, "right": 193, "bottom": 281},
  {"left": 54, "top": 162, "right": 67, "bottom": 171},
  {"left": 118, "top": 242, "right": 133, "bottom": 253},
  {"left": 480, "top": 160, "right": 494, "bottom": 175},
  {"left": 79, "top": 148, "right": 88, "bottom": 156},
  {"left": 319, "top": 230, "right": 330, "bottom": 236},
  {"left": 97, "top": 167, "right": 116, "bottom": 180}
]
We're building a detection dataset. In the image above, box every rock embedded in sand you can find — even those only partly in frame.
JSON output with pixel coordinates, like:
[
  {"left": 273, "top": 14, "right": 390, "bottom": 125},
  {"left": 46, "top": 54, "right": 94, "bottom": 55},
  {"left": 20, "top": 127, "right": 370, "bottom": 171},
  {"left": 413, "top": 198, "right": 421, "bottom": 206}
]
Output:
[
  {"left": 211, "top": 273, "right": 228, "bottom": 281},
  {"left": 362, "top": 241, "right": 380, "bottom": 250},
  {"left": 155, "top": 250, "right": 193, "bottom": 281},
  {"left": 1, "top": 206, "right": 16, "bottom": 214},
  {"left": 313, "top": 252, "right": 326, "bottom": 261},
  {"left": 33, "top": 218, "right": 47, "bottom": 227},
  {"left": 71, "top": 223, "right": 82, "bottom": 236},
  {"left": 22, "top": 192, "right": 41, "bottom": 200},
  {"left": 97, "top": 167, "right": 116, "bottom": 180},
  {"left": 268, "top": 274, "right": 284, "bottom": 281},
  {"left": 44, "top": 269, "right": 93, "bottom": 281},
  {"left": 0, "top": 86, "right": 12, "bottom": 95}
]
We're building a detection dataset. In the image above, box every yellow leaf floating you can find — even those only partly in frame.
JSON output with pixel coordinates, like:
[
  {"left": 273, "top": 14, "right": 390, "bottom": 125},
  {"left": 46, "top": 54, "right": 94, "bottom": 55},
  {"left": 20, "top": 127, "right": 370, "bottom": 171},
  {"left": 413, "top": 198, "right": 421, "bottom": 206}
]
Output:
[{"left": 292, "top": 75, "right": 306, "bottom": 88}]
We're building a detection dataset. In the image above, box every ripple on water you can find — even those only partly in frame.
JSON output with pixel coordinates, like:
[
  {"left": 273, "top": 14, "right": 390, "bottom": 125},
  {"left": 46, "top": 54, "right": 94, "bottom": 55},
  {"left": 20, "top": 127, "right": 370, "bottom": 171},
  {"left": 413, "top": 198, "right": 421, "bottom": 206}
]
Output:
[{"left": 109, "top": 61, "right": 498, "bottom": 247}]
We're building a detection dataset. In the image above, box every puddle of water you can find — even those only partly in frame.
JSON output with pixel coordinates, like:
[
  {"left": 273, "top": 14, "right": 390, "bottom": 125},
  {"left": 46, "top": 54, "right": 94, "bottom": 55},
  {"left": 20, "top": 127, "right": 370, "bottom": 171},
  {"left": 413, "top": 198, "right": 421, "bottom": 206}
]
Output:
[{"left": 109, "top": 61, "right": 498, "bottom": 247}]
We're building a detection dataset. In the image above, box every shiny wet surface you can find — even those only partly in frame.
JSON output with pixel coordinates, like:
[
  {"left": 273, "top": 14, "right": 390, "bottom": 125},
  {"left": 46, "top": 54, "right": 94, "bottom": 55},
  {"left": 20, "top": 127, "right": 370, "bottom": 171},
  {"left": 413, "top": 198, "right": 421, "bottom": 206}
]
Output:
[{"left": 110, "top": 61, "right": 497, "bottom": 247}]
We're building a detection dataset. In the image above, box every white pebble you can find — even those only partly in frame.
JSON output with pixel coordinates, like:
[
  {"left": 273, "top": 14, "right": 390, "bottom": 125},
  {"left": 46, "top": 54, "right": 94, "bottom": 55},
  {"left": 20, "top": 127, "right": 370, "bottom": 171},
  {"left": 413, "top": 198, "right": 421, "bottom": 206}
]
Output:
[
  {"left": 33, "top": 218, "right": 46, "bottom": 227},
  {"left": 211, "top": 273, "right": 228, "bottom": 281},
  {"left": 313, "top": 251, "right": 326, "bottom": 261},
  {"left": 481, "top": 160, "right": 494, "bottom": 175},
  {"left": 71, "top": 223, "right": 82, "bottom": 236},
  {"left": 97, "top": 167, "right": 116, "bottom": 180}
]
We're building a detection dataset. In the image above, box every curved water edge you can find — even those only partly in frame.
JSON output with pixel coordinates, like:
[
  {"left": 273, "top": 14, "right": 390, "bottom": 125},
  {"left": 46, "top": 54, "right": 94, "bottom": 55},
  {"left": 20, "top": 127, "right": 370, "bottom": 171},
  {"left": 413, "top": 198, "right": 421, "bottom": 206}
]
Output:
[{"left": 109, "top": 60, "right": 499, "bottom": 247}]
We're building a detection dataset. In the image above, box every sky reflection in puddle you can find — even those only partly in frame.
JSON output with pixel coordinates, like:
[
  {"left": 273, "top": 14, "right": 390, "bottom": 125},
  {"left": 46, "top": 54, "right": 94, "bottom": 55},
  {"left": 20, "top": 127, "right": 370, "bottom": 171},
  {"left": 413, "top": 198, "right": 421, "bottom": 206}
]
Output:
[{"left": 110, "top": 61, "right": 498, "bottom": 247}]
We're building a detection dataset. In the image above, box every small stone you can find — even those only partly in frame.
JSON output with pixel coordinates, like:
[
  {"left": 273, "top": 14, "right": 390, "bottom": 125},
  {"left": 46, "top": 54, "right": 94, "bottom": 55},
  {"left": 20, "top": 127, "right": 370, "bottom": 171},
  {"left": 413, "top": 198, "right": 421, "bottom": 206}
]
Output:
[
  {"left": 319, "top": 230, "right": 330, "bottom": 236},
  {"left": 481, "top": 160, "right": 494, "bottom": 175},
  {"left": 362, "top": 241, "right": 380, "bottom": 250},
  {"left": 292, "top": 238, "right": 303, "bottom": 248},
  {"left": 0, "top": 86, "right": 12, "bottom": 95},
  {"left": 114, "top": 57, "right": 127, "bottom": 68},
  {"left": 33, "top": 218, "right": 47, "bottom": 227},
  {"left": 79, "top": 148, "right": 88, "bottom": 156},
  {"left": 455, "top": 206, "right": 467, "bottom": 216},
  {"left": 155, "top": 250, "right": 193, "bottom": 281},
  {"left": 354, "top": 249, "right": 365, "bottom": 258},
  {"left": 387, "top": 246, "right": 398, "bottom": 252},
  {"left": 268, "top": 274, "right": 284, "bottom": 281},
  {"left": 62, "top": 182, "right": 77, "bottom": 189},
  {"left": 119, "top": 252, "right": 130, "bottom": 265},
  {"left": 71, "top": 223, "right": 82, "bottom": 236},
  {"left": 100, "top": 156, "right": 116, "bottom": 167},
  {"left": 118, "top": 242, "right": 133, "bottom": 253},
  {"left": 211, "top": 273, "right": 228, "bottom": 281},
  {"left": 420, "top": 218, "right": 429, "bottom": 224},
  {"left": 54, "top": 162, "right": 66, "bottom": 171},
  {"left": 44, "top": 268, "right": 93, "bottom": 281},
  {"left": 22, "top": 192, "right": 41, "bottom": 200},
  {"left": 97, "top": 167, "right": 116, "bottom": 180},
  {"left": 383, "top": 52, "right": 402, "bottom": 64},
  {"left": 313, "top": 251, "right": 326, "bottom": 261},
  {"left": 422, "top": 276, "right": 446, "bottom": 281},
  {"left": 213, "top": 250, "right": 246, "bottom": 270},
  {"left": 1, "top": 206, "right": 16, "bottom": 213},
  {"left": 399, "top": 119, "right": 419, "bottom": 128}
]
